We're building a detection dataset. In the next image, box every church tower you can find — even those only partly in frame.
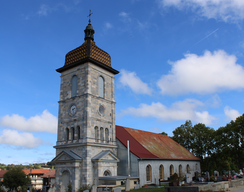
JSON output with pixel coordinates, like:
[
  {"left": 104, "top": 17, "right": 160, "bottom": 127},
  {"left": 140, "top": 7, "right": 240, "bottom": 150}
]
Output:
[{"left": 52, "top": 17, "right": 119, "bottom": 191}]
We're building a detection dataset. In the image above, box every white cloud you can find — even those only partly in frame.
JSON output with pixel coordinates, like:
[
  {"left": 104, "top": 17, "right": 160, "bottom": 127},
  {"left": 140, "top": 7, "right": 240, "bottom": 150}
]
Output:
[
  {"left": 157, "top": 50, "right": 244, "bottom": 95},
  {"left": 0, "top": 110, "right": 57, "bottom": 134},
  {"left": 119, "top": 12, "right": 132, "bottom": 22},
  {"left": 224, "top": 106, "right": 241, "bottom": 121},
  {"left": 159, "top": 0, "right": 244, "bottom": 22},
  {"left": 105, "top": 22, "right": 112, "bottom": 29},
  {"left": 0, "top": 129, "right": 43, "bottom": 148},
  {"left": 37, "top": 4, "right": 51, "bottom": 16},
  {"left": 122, "top": 99, "right": 216, "bottom": 124},
  {"left": 119, "top": 69, "right": 153, "bottom": 95}
]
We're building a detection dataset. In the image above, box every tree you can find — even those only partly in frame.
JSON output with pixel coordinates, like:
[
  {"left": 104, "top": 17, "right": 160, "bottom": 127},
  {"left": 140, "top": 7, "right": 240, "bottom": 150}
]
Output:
[
  {"left": 160, "top": 131, "right": 168, "bottom": 136},
  {"left": 3, "top": 167, "right": 30, "bottom": 192},
  {"left": 172, "top": 120, "right": 193, "bottom": 152}
]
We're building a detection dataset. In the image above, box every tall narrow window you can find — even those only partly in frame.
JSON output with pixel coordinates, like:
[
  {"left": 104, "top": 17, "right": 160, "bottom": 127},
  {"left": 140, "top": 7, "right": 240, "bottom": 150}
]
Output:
[
  {"left": 179, "top": 165, "right": 183, "bottom": 177},
  {"left": 66, "top": 128, "right": 69, "bottom": 141},
  {"left": 71, "top": 127, "right": 74, "bottom": 141},
  {"left": 71, "top": 75, "right": 77, "bottom": 97},
  {"left": 170, "top": 165, "right": 174, "bottom": 176},
  {"left": 105, "top": 128, "right": 109, "bottom": 143},
  {"left": 187, "top": 164, "right": 190, "bottom": 173},
  {"left": 98, "top": 76, "right": 104, "bottom": 98},
  {"left": 159, "top": 165, "right": 164, "bottom": 180},
  {"left": 95, "top": 126, "right": 99, "bottom": 142},
  {"left": 77, "top": 126, "right": 80, "bottom": 140},
  {"left": 146, "top": 165, "right": 152, "bottom": 182},
  {"left": 100, "top": 127, "right": 104, "bottom": 142}
]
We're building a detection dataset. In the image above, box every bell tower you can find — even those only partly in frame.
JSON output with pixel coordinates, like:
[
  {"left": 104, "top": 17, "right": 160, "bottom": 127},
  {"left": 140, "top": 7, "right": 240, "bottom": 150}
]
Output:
[{"left": 52, "top": 15, "right": 119, "bottom": 191}]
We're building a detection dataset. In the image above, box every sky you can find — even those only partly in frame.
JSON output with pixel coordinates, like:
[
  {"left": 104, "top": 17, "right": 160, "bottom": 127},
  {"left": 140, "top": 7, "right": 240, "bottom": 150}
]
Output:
[{"left": 1, "top": 0, "right": 244, "bottom": 165}]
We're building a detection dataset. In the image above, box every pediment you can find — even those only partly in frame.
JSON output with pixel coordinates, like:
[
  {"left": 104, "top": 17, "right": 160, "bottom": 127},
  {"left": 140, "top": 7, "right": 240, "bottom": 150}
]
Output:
[
  {"left": 51, "top": 150, "right": 82, "bottom": 163},
  {"left": 92, "top": 150, "right": 119, "bottom": 162}
]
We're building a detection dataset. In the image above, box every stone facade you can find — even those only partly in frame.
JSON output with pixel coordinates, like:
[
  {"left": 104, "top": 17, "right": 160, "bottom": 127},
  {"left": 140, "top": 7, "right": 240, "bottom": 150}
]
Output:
[{"left": 53, "top": 61, "right": 119, "bottom": 191}]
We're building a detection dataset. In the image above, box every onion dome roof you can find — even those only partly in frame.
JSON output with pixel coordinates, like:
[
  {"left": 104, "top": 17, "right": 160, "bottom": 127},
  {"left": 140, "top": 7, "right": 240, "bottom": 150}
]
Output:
[{"left": 56, "top": 23, "right": 118, "bottom": 74}]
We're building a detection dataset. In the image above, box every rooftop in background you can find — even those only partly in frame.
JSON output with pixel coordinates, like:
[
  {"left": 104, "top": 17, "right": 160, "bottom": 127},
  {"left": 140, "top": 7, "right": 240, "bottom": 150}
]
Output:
[{"left": 116, "top": 125, "right": 200, "bottom": 161}]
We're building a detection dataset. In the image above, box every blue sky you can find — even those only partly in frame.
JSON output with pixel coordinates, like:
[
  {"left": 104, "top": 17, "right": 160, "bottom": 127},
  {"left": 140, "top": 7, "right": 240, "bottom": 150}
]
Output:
[{"left": 1, "top": 0, "right": 244, "bottom": 165}]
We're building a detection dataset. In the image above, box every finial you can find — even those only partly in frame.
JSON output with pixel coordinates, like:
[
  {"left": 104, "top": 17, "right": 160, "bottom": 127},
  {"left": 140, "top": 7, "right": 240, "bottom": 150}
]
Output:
[{"left": 87, "top": 10, "right": 93, "bottom": 24}]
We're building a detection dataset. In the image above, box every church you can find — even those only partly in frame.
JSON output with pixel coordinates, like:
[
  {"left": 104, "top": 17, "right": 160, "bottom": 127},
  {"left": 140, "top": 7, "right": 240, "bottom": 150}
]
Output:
[{"left": 51, "top": 18, "right": 200, "bottom": 191}]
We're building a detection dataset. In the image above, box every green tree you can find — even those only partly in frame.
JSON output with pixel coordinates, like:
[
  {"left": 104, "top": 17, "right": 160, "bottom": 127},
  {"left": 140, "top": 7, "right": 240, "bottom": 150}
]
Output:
[
  {"left": 160, "top": 131, "right": 168, "bottom": 136},
  {"left": 3, "top": 167, "right": 30, "bottom": 192},
  {"left": 172, "top": 120, "right": 193, "bottom": 152}
]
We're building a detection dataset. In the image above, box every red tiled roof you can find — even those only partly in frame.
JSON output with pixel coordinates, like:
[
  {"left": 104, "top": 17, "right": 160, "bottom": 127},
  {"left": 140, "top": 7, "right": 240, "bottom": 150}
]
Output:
[
  {"left": 0, "top": 170, "right": 8, "bottom": 178},
  {"left": 22, "top": 169, "right": 31, "bottom": 174},
  {"left": 41, "top": 169, "right": 55, "bottom": 178},
  {"left": 116, "top": 125, "right": 200, "bottom": 161}
]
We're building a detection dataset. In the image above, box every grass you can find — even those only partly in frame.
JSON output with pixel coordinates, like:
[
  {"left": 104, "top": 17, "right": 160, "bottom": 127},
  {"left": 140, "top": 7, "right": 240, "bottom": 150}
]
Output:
[{"left": 130, "top": 187, "right": 165, "bottom": 192}]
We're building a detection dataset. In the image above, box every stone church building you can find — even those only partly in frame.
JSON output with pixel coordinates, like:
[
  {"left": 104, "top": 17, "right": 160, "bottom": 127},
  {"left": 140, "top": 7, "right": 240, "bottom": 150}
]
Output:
[{"left": 51, "top": 21, "right": 200, "bottom": 191}]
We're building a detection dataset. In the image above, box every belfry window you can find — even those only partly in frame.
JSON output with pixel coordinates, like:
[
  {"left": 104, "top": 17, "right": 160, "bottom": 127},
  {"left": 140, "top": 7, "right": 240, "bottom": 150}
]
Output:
[
  {"left": 77, "top": 126, "right": 80, "bottom": 140},
  {"left": 98, "top": 76, "right": 104, "bottom": 98},
  {"left": 95, "top": 126, "right": 99, "bottom": 142},
  {"left": 100, "top": 127, "right": 104, "bottom": 142},
  {"left": 66, "top": 128, "right": 69, "bottom": 141},
  {"left": 71, "top": 75, "right": 77, "bottom": 97},
  {"left": 105, "top": 128, "right": 109, "bottom": 143}
]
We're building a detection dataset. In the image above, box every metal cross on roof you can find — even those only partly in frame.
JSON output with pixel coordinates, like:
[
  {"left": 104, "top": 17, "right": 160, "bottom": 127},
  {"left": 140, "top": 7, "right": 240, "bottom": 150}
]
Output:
[{"left": 88, "top": 10, "right": 93, "bottom": 24}]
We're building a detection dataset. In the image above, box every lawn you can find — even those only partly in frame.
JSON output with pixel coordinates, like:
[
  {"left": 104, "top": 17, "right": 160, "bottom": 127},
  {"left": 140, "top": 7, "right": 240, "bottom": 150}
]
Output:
[{"left": 130, "top": 187, "right": 165, "bottom": 192}]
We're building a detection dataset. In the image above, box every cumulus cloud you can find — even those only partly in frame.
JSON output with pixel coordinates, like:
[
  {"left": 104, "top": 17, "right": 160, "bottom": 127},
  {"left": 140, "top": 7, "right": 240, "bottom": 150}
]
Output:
[
  {"left": 159, "top": 0, "right": 244, "bottom": 22},
  {"left": 224, "top": 106, "right": 241, "bottom": 121},
  {"left": 0, "top": 129, "right": 43, "bottom": 148},
  {"left": 0, "top": 110, "right": 57, "bottom": 134},
  {"left": 157, "top": 50, "right": 244, "bottom": 95},
  {"left": 119, "top": 69, "right": 153, "bottom": 95},
  {"left": 122, "top": 99, "right": 216, "bottom": 125}
]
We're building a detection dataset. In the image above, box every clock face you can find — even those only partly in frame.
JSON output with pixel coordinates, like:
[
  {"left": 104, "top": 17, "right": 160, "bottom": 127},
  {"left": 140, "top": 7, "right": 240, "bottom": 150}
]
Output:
[{"left": 70, "top": 105, "right": 77, "bottom": 115}]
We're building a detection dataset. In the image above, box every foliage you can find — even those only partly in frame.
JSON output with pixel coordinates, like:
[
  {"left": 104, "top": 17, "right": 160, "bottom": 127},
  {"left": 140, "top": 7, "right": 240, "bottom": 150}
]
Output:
[
  {"left": 0, "top": 186, "right": 5, "bottom": 192},
  {"left": 3, "top": 167, "right": 30, "bottom": 192},
  {"left": 66, "top": 182, "right": 72, "bottom": 192},
  {"left": 77, "top": 184, "right": 91, "bottom": 192},
  {"left": 160, "top": 131, "right": 168, "bottom": 136},
  {"left": 171, "top": 114, "right": 244, "bottom": 174}
]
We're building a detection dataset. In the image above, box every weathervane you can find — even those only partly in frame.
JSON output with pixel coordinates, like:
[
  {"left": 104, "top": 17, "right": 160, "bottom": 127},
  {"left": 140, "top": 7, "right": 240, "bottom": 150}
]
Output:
[{"left": 88, "top": 10, "right": 93, "bottom": 24}]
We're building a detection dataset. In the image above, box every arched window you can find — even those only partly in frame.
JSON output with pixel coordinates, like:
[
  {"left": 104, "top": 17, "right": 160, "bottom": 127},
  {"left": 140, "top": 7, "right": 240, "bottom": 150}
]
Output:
[
  {"left": 103, "top": 170, "right": 111, "bottom": 176},
  {"left": 187, "top": 164, "right": 190, "bottom": 173},
  {"left": 95, "top": 126, "right": 99, "bottom": 142},
  {"left": 146, "top": 165, "right": 152, "bottom": 182},
  {"left": 179, "top": 165, "right": 183, "bottom": 177},
  {"left": 170, "top": 165, "right": 174, "bottom": 176},
  {"left": 77, "top": 126, "right": 80, "bottom": 140},
  {"left": 71, "top": 127, "right": 74, "bottom": 141},
  {"left": 98, "top": 76, "right": 104, "bottom": 98},
  {"left": 66, "top": 128, "right": 69, "bottom": 141},
  {"left": 100, "top": 127, "right": 104, "bottom": 142},
  {"left": 159, "top": 164, "right": 164, "bottom": 180},
  {"left": 71, "top": 75, "right": 77, "bottom": 97},
  {"left": 105, "top": 128, "right": 109, "bottom": 143}
]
